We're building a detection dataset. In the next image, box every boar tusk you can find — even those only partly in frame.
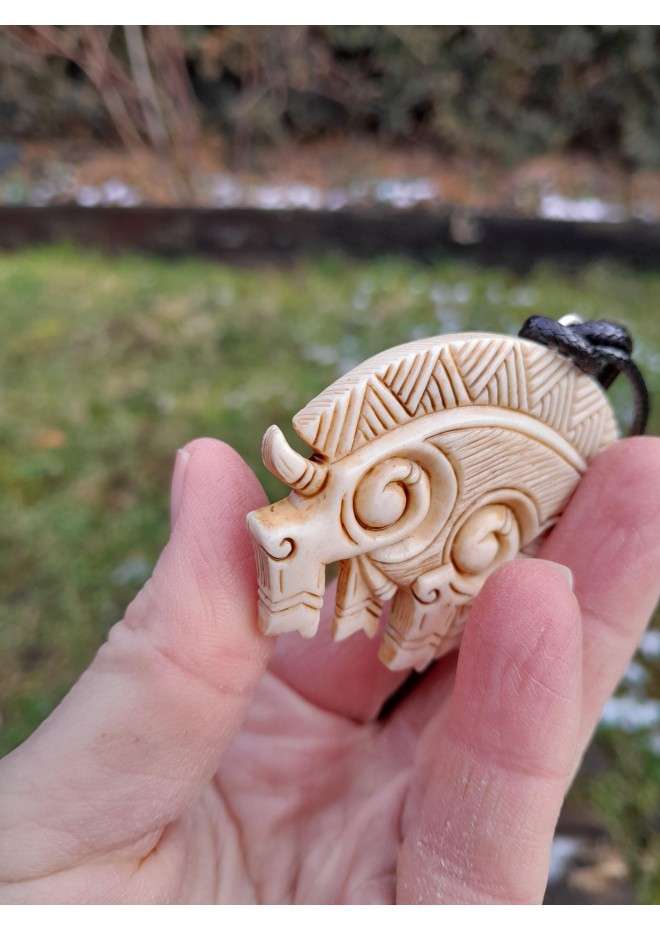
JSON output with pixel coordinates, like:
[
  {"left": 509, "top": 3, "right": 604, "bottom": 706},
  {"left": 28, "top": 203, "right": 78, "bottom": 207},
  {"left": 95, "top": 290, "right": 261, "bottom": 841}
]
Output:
[{"left": 262, "top": 425, "right": 327, "bottom": 496}]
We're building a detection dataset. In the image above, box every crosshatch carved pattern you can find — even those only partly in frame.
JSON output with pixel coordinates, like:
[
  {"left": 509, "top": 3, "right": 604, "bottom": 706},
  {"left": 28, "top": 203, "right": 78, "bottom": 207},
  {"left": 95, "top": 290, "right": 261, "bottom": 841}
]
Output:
[
  {"left": 248, "top": 333, "right": 618, "bottom": 671},
  {"left": 293, "top": 334, "right": 617, "bottom": 462}
]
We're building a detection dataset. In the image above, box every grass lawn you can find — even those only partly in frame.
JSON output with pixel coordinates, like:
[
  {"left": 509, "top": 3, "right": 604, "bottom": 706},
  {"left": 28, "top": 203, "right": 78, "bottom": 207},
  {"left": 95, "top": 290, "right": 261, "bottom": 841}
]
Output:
[{"left": 1, "top": 245, "right": 659, "bottom": 899}]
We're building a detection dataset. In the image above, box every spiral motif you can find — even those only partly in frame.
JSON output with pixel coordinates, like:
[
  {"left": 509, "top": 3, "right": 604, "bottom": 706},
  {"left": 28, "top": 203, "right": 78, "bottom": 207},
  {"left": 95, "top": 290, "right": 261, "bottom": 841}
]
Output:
[
  {"left": 447, "top": 491, "right": 539, "bottom": 598},
  {"left": 453, "top": 505, "right": 520, "bottom": 575},
  {"left": 347, "top": 446, "right": 458, "bottom": 562},
  {"left": 354, "top": 458, "right": 429, "bottom": 531}
]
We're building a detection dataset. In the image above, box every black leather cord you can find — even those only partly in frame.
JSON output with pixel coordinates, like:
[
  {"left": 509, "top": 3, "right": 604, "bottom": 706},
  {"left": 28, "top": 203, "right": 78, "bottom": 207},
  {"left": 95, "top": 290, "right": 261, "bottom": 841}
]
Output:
[{"left": 519, "top": 315, "right": 649, "bottom": 436}]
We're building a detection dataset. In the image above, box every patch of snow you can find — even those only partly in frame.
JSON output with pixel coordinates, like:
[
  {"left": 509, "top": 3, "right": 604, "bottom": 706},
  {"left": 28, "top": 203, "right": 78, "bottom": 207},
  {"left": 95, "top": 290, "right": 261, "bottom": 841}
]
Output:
[
  {"left": 325, "top": 188, "right": 349, "bottom": 211},
  {"left": 223, "top": 389, "right": 248, "bottom": 410},
  {"left": 211, "top": 176, "right": 243, "bottom": 208},
  {"left": 510, "top": 286, "right": 538, "bottom": 308},
  {"left": 539, "top": 194, "right": 626, "bottom": 223},
  {"left": 102, "top": 178, "right": 141, "bottom": 206},
  {"left": 429, "top": 283, "right": 451, "bottom": 305},
  {"left": 243, "top": 182, "right": 326, "bottom": 211},
  {"left": 288, "top": 183, "right": 325, "bottom": 210},
  {"left": 622, "top": 661, "right": 650, "bottom": 688},
  {"left": 247, "top": 185, "right": 288, "bottom": 210},
  {"left": 29, "top": 180, "right": 57, "bottom": 206},
  {"left": 408, "top": 324, "right": 432, "bottom": 340},
  {"left": 375, "top": 178, "right": 439, "bottom": 209},
  {"left": 486, "top": 283, "right": 504, "bottom": 304},
  {"left": 207, "top": 175, "right": 442, "bottom": 212},
  {"left": 352, "top": 290, "right": 371, "bottom": 312},
  {"left": 639, "top": 629, "right": 660, "bottom": 659},
  {"left": 451, "top": 283, "right": 471, "bottom": 305},
  {"left": 336, "top": 356, "right": 361, "bottom": 376},
  {"left": 346, "top": 181, "right": 370, "bottom": 204},
  {"left": 599, "top": 696, "right": 660, "bottom": 732},
  {"left": 76, "top": 185, "right": 102, "bottom": 207},
  {"left": 644, "top": 352, "right": 660, "bottom": 373},
  {"left": 548, "top": 835, "right": 585, "bottom": 884},
  {"left": 111, "top": 557, "right": 151, "bottom": 586},
  {"left": 434, "top": 306, "right": 465, "bottom": 333},
  {"left": 300, "top": 343, "right": 339, "bottom": 366},
  {"left": 77, "top": 180, "right": 140, "bottom": 208}
]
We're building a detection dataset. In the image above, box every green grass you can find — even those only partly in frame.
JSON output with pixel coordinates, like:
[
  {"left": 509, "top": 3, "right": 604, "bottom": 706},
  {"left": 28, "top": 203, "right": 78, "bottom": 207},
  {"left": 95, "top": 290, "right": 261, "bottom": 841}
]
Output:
[{"left": 1, "top": 245, "right": 659, "bottom": 899}]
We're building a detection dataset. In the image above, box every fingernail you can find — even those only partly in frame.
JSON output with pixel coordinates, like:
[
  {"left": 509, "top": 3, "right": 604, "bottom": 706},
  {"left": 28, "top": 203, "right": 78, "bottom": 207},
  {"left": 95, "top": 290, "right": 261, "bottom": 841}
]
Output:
[
  {"left": 170, "top": 448, "right": 191, "bottom": 530},
  {"left": 534, "top": 559, "right": 574, "bottom": 591}
]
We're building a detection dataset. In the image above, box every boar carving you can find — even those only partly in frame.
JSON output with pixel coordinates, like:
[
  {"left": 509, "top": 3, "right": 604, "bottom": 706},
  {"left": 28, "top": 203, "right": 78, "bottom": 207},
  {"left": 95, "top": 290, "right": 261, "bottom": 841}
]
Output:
[{"left": 247, "top": 332, "right": 617, "bottom": 671}]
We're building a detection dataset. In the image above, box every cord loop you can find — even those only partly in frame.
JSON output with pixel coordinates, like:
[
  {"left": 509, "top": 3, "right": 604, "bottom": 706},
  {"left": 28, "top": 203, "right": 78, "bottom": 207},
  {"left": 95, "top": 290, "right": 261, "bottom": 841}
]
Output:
[{"left": 519, "top": 315, "right": 649, "bottom": 436}]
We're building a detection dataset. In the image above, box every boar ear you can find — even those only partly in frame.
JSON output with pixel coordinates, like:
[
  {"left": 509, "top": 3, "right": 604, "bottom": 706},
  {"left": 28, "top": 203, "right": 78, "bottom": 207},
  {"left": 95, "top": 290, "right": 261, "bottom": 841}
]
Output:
[{"left": 262, "top": 425, "right": 327, "bottom": 496}]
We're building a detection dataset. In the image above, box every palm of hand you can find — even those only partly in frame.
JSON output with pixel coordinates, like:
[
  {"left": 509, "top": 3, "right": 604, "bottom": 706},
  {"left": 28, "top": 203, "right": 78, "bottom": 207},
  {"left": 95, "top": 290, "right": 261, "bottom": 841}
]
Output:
[
  {"left": 180, "top": 667, "right": 421, "bottom": 904},
  {"left": 1, "top": 437, "right": 659, "bottom": 904},
  {"left": 148, "top": 556, "right": 576, "bottom": 907}
]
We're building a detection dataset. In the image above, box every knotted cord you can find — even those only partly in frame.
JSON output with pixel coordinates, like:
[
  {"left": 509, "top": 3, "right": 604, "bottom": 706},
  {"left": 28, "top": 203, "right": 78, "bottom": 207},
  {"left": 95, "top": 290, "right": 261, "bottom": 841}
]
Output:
[{"left": 519, "top": 315, "right": 649, "bottom": 436}]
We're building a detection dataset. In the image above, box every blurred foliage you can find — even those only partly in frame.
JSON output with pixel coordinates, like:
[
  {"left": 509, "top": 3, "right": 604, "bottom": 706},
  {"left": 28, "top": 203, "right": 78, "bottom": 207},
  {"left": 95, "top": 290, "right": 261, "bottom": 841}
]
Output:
[
  {"left": 2, "top": 26, "right": 660, "bottom": 168},
  {"left": 0, "top": 246, "right": 658, "bottom": 898},
  {"left": 2, "top": 26, "right": 200, "bottom": 196},
  {"left": 577, "top": 730, "right": 660, "bottom": 902}
]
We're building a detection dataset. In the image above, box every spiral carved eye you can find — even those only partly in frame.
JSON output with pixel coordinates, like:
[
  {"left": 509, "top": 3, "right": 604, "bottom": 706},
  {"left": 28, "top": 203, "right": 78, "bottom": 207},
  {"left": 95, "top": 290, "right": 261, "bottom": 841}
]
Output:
[
  {"left": 354, "top": 459, "right": 429, "bottom": 531},
  {"left": 346, "top": 447, "right": 457, "bottom": 561}
]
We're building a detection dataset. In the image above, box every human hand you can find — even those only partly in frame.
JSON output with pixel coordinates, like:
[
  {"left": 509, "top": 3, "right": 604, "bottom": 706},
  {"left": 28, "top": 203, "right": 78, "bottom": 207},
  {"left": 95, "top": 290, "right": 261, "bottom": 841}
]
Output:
[{"left": 1, "top": 437, "right": 659, "bottom": 904}]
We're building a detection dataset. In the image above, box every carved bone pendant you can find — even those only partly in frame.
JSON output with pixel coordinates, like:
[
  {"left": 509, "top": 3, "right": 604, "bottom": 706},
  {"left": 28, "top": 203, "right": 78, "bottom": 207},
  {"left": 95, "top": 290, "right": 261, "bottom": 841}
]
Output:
[{"left": 247, "top": 332, "right": 618, "bottom": 671}]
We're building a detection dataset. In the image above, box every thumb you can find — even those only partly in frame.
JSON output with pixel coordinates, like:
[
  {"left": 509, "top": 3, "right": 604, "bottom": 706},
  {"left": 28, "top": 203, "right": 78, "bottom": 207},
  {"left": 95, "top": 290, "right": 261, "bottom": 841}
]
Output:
[{"left": 0, "top": 439, "right": 272, "bottom": 882}]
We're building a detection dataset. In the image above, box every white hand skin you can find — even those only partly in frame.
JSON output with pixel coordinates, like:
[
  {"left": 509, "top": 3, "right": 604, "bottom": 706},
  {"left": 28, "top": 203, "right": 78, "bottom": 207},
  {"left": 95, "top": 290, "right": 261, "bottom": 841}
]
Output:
[{"left": 0, "top": 437, "right": 659, "bottom": 903}]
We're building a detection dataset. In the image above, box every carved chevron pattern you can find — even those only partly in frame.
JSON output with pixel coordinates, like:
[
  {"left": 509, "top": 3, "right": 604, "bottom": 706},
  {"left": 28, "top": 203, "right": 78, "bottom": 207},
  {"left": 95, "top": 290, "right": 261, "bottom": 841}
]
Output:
[{"left": 293, "top": 333, "right": 618, "bottom": 462}]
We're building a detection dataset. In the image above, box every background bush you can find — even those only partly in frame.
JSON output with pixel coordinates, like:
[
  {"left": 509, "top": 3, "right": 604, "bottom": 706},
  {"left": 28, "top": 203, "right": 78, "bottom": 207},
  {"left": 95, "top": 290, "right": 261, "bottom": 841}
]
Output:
[{"left": 2, "top": 26, "right": 660, "bottom": 169}]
